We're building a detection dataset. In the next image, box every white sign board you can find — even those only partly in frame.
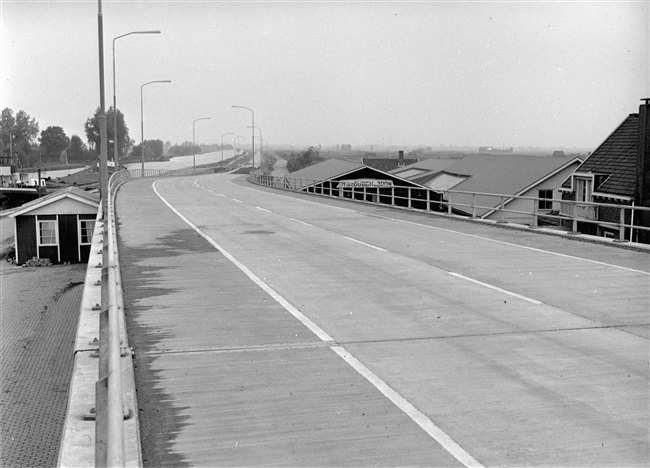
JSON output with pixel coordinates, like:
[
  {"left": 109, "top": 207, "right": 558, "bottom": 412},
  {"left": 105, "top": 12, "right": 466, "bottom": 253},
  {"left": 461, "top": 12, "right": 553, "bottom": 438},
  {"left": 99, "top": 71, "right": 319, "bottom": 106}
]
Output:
[{"left": 338, "top": 179, "right": 394, "bottom": 188}]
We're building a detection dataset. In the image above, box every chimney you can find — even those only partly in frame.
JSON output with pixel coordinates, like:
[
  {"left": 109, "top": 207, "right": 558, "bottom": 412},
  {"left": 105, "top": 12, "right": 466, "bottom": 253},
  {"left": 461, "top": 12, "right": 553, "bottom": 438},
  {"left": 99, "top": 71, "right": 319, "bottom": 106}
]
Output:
[
  {"left": 637, "top": 98, "right": 650, "bottom": 242},
  {"left": 398, "top": 150, "right": 404, "bottom": 166}
]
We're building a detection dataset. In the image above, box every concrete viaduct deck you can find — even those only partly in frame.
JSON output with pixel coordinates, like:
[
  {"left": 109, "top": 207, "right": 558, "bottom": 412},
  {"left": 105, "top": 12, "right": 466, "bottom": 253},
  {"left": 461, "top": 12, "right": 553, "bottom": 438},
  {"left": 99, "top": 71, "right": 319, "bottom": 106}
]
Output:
[{"left": 115, "top": 173, "right": 649, "bottom": 467}]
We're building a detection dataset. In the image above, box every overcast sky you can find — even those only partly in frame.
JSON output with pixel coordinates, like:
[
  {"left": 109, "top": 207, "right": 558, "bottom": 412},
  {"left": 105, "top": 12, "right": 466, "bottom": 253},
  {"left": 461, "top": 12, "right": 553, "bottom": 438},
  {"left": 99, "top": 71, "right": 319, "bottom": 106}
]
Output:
[{"left": 1, "top": 1, "right": 648, "bottom": 151}]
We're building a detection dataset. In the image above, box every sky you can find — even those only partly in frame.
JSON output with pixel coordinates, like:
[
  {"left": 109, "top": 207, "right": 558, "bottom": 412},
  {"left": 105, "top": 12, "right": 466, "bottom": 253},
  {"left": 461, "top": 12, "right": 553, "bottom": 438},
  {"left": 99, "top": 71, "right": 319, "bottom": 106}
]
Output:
[{"left": 1, "top": 0, "right": 648, "bottom": 151}]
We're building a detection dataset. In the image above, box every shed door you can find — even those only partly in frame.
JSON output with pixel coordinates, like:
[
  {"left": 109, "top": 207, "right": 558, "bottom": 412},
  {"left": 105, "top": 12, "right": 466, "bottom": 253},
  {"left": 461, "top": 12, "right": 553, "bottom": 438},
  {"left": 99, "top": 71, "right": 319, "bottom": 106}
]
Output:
[
  {"left": 59, "top": 215, "right": 79, "bottom": 263},
  {"left": 16, "top": 215, "right": 37, "bottom": 264}
]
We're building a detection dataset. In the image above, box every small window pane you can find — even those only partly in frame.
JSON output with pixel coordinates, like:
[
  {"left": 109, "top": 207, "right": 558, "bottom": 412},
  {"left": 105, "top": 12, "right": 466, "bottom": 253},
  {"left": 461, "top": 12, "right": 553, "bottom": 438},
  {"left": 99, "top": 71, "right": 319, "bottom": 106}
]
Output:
[
  {"left": 80, "top": 220, "right": 95, "bottom": 244},
  {"left": 538, "top": 190, "right": 553, "bottom": 210},
  {"left": 39, "top": 221, "right": 57, "bottom": 245}
]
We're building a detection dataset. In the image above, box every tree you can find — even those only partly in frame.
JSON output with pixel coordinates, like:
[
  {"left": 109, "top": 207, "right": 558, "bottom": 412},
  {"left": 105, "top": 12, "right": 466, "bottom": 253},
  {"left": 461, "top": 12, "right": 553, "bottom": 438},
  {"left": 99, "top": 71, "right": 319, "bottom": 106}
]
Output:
[
  {"left": 131, "top": 139, "right": 164, "bottom": 160},
  {"left": 68, "top": 135, "right": 93, "bottom": 161},
  {"left": 287, "top": 147, "right": 319, "bottom": 173},
  {"left": 84, "top": 106, "right": 131, "bottom": 159},
  {"left": 39, "top": 126, "right": 70, "bottom": 156},
  {"left": 1, "top": 108, "right": 40, "bottom": 161}
]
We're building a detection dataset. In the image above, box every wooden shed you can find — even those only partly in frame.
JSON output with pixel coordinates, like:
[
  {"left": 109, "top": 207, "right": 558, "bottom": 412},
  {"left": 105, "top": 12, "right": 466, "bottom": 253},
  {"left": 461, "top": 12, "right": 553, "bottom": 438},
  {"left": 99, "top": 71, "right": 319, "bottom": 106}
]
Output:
[{"left": 9, "top": 187, "right": 100, "bottom": 265}]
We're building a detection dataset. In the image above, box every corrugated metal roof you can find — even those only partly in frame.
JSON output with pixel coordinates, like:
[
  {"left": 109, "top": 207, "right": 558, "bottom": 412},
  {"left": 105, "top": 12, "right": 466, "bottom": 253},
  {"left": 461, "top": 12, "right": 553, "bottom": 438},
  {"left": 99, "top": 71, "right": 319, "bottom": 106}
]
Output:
[
  {"left": 443, "top": 154, "right": 582, "bottom": 217},
  {"left": 9, "top": 187, "right": 99, "bottom": 218},
  {"left": 391, "top": 158, "right": 460, "bottom": 175},
  {"left": 288, "top": 159, "right": 363, "bottom": 181},
  {"left": 561, "top": 114, "right": 638, "bottom": 198},
  {"left": 424, "top": 173, "right": 469, "bottom": 191},
  {"left": 363, "top": 158, "right": 417, "bottom": 172}
]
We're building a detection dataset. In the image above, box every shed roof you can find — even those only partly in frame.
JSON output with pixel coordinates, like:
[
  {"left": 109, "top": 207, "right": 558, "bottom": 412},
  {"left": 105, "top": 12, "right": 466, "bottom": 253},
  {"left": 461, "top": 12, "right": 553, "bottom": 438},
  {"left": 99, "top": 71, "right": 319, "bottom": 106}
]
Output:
[
  {"left": 363, "top": 158, "right": 418, "bottom": 172},
  {"left": 429, "top": 154, "right": 582, "bottom": 217},
  {"left": 288, "top": 159, "right": 364, "bottom": 180},
  {"left": 561, "top": 114, "right": 638, "bottom": 198},
  {"left": 9, "top": 187, "right": 100, "bottom": 218}
]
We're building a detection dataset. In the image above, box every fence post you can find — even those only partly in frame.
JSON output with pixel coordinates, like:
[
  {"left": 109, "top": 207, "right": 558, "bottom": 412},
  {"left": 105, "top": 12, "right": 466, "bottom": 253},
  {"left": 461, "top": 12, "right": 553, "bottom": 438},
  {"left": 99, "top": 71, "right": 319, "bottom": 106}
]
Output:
[
  {"left": 616, "top": 206, "right": 628, "bottom": 242},
  {"left": 570, "top": 201, "right": 579, "bottom": 235},
  {"left": 497, "top": 196, "right": 507, "bottom": 223},
  {"left": 471, "top": 194, "right": 477, "bottom": 218},
  {"left": 532, "top": 198, "right": 539, "bottom": 228}
]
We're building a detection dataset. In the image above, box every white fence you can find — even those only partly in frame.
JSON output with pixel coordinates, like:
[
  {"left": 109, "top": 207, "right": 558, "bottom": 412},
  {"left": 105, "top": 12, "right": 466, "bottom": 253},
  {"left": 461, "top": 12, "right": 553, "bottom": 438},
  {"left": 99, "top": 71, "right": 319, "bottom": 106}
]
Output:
[{"left": 251, "top": 173, "right": 650, "bottom": 244}]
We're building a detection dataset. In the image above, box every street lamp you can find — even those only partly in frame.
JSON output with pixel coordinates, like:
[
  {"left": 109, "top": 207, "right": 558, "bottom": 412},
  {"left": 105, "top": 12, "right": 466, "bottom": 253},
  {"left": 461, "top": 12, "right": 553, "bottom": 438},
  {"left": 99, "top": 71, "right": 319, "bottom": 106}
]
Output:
[
  {"left": 141, "top": 80, "right": 171, "bottom": 175},
  {"left": 247, "top": 125, "right": 262, "bottom": 167},
  {"left": 113, "top": 30, "right": 161, "bottom": 163},
  {"left": 231, "top": 105, "right": 254, "bottom": 169},
  {"left": 234, "top": 136, "right": 245, "bottom": 155},
  {"left": 221, "top": 132, "right": 234, "bottom": 162},
  {"left": 192, "top": 117, "right": 211, "bottom": 172}
]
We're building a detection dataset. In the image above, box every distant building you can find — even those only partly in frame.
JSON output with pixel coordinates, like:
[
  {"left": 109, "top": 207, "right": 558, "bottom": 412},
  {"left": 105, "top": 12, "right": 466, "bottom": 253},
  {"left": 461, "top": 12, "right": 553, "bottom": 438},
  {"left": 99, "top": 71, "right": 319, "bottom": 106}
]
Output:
[
  {"left": 479, "top": 146, "right": 514, "bottom": 154},
  {"left": 558, "top": 99, "right": 650, "bottom": 243}
]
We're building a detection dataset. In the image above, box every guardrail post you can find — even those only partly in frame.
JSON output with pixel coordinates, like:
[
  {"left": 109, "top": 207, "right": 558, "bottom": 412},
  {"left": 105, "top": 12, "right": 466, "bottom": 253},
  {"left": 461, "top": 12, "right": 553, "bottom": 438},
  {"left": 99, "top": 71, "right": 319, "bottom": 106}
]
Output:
[
  {"left": 471, "top": 194, "right": 477, "bottom": 218},
  {"left": 407, "top": 187, "right": 412, "bottom": 209}
]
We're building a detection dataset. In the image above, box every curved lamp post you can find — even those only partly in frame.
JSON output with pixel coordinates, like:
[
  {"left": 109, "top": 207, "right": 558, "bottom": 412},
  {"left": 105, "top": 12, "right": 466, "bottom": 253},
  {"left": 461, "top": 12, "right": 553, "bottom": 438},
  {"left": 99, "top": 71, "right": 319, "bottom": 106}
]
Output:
[
  {"left": 231, "top": 105, "right": 254, "bottom": 169},
  {"left": 221, "top": 132, "right": 234, "bottom": 162},
  {"left": 141, "top": 80, "right": 171, "bottom": 175},
  {"left": 247, "top": 125, "right": 262, "bottom": 167},
  {"left": 113, "top": 30, "right": 161, "bottom": 163},
  {"left": 192, "top": 117, "right": 211, "bottom": 172}
]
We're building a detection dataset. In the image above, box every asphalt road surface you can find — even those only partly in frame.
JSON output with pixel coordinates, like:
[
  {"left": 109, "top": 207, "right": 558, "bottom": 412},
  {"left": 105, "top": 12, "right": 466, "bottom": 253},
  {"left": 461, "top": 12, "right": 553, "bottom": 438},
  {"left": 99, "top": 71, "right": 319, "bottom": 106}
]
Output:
[{"left": 117, "top": 173, "right": 649, "bottom": 467}]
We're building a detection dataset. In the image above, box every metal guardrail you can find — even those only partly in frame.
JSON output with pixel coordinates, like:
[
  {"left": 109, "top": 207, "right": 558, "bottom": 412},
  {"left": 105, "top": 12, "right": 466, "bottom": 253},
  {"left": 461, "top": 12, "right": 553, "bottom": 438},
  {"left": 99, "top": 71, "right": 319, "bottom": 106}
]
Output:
[
  {"left": 250, "top": 173, "right": 650, "bottom": 244},
  {"left": 93, "top": 165, "right": 222, "bottom": 465}
]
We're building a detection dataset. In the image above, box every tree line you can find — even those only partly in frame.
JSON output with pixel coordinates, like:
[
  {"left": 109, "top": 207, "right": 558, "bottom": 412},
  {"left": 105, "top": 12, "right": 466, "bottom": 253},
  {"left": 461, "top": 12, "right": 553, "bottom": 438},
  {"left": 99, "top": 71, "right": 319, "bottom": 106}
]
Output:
[{"left": 1, "top": 106, "right": 168, "bottom": 169}]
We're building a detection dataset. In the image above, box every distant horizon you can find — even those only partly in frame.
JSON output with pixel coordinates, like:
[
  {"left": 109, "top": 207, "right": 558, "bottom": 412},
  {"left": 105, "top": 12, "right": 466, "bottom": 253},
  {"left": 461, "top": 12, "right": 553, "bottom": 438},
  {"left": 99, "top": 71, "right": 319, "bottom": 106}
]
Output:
[{"left": 3, "top": 2, "right": 647, "bottom": 149}]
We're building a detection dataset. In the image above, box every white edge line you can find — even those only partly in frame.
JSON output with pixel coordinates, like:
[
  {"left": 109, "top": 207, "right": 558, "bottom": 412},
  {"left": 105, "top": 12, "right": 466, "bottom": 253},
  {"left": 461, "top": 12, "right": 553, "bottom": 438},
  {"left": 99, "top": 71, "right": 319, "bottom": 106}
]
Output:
[
  {"left": 344, "top": 236, "right": 387, "bottom": 252},
  {"left": 331, "top": 346, "right": 485, "bottom": 468},
  {"left": 152, "top": 180, "right": 333, "bottom": 343},
  {"left": 152, "top": 179, "right": 483, "bottom": 468},
  {"left": 448, "top": 272, "right": 543, "bottom": 305}
]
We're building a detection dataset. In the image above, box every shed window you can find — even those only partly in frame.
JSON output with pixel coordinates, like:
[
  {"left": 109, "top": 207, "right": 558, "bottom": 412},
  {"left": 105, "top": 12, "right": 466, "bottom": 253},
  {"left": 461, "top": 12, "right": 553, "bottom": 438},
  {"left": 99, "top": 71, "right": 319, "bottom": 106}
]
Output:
[
  {"left": 538, "top": 190, "right": 553, "bottom": 210},
  {"left": 39, "top": 220, "right": 57, "bottom": 246},
  {"left": 80, "top": 219, "right": 95, "bottom": 245}
]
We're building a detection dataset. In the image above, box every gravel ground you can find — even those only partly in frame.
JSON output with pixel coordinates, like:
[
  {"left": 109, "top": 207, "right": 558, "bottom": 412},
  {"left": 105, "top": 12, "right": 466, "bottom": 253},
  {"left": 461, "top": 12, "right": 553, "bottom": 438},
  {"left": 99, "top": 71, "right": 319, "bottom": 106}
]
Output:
[{"left": 0, "top": 260, "right": 86, "bottom": 468}]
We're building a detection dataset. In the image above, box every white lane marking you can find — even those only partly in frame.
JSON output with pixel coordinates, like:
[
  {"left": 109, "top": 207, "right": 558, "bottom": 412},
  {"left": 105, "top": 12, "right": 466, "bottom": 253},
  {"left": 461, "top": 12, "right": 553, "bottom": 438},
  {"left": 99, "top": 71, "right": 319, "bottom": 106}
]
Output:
[
  {"left": 331, "top": 346, "right": 485, "bottom": 468},
  {"left": 231, "top": 198, "right": 243, "bottom": 203},
  {"left": 256, "top": 206, "right": 271, "bottom": 213},
  {"left": 289, "top": 217, "right": 313, "bottom": 227},
  {"left": 448, "top": 272, "right": 543, "bottom": 305},
  {"left": 228, "top": 177, "right": 648, "bottom": 275},
  {"left": 152, "top": 180, "right": 483, "bottom": 468},
  {"left": 153, "top": 181, "right": 333, "bottom": 344},
  {"left": 343, "top": 236, "right": 387, "bottom": 252}
]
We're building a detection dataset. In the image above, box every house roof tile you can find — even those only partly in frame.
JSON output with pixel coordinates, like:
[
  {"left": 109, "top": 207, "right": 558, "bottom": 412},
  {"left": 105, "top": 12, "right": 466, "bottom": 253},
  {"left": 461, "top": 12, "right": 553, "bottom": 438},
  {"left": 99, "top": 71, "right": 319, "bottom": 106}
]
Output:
[{"left": 562, "top": 114, "right": 638, "bottom": 197}]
